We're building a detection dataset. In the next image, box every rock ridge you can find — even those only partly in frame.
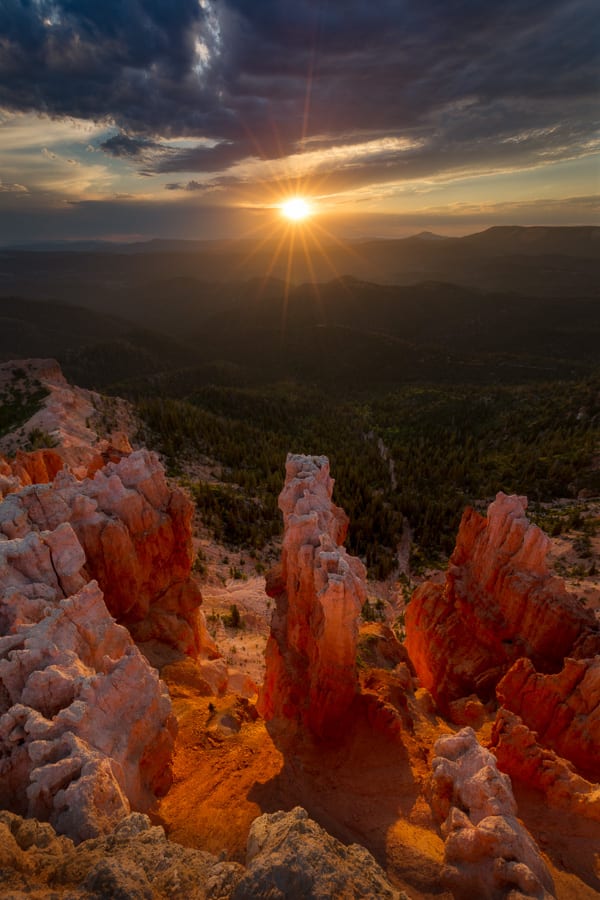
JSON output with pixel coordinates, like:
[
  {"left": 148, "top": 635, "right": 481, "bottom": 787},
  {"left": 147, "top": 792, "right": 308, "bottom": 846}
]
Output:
[{"left": 430, "top": 727, "right": 555, "bottom": 899}]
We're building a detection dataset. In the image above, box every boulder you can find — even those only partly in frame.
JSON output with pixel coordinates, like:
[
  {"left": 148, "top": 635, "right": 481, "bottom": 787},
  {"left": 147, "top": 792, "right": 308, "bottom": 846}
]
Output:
[
  {"left": 257, "top": 454, "right": 366, "bottom": 740},
  {"left": 406, "top": 492, "right": 600, "bottom": 712},
  {"left": 232, "top": 806, "right": 400, "bottom": 900}
]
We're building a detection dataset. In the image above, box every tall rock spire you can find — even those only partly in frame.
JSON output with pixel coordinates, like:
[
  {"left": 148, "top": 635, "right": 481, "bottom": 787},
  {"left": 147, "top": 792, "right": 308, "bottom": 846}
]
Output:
[{"left": 258, "top": 454, "right": 366, "bottom": 740}]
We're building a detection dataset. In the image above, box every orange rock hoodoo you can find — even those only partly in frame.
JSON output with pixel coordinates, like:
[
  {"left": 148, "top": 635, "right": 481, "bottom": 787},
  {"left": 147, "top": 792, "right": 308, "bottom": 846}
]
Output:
[
  {"left": 430, "top": 727, "right": 555, "bottom": 899},
  {"left": 405, "top": 492, "right": 600, "bottom": 713},
  {"left": 257, "top": 454, "right": 366, "bottom": 740},
  {"left": 0, "top": 449, "right": 213, "bottom": 658},
  {"left": 0, "top": 523, "right": 175, "bottom": 842},
  {"left": 495, "top": 656, "right": 600, "bottom": 782}
]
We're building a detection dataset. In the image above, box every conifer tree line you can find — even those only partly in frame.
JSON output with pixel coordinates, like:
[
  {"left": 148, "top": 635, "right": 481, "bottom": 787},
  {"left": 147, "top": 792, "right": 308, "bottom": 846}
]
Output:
[{"left": 137, "top": 375, "right": 600, "bottom": 578}]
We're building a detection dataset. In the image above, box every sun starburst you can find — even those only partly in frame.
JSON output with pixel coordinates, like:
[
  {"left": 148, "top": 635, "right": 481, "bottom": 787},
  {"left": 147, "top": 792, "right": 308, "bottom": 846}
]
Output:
[{"left": 280, "top": 197, "right": 311, "bottom": 221}]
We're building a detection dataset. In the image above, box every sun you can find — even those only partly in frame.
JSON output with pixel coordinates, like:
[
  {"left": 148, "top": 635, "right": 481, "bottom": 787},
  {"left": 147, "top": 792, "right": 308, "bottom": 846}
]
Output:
[{"left": 280, "top": 196, "right": 312, "bottom": 222}]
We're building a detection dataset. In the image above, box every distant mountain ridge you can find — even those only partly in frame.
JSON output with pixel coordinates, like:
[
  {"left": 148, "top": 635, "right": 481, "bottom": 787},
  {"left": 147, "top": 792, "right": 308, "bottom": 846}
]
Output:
[
  {"left": 1, "top": 227, "right": 597, "bottom": 307},
  {"left": 3, "top": 224, "right": 598, "bottom": 257},
  {"left": 2, "top": 270, "right": 598, "bottom": 391}
]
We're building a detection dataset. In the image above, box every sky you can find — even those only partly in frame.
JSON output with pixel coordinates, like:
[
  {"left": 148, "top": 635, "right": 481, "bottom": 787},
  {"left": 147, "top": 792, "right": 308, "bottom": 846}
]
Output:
[{"left": 0, "top": 0, "right": 598, "bottom": 243}]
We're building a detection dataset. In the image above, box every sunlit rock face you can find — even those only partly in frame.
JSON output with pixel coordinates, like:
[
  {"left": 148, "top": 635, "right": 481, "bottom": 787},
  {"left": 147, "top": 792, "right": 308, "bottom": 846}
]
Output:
[
  {"left": 0, "top": 524, "right": 176, "bottom": 843},
  {"left": 0, "top": 449, "right": 214, "bottom": 658},
  {"left": 405, "top": 492, "right": 600, "bottom": 713},
  {"left": 496, "top": 656, "right": 600, "bottom": 782},
  {"left": 430, "top": 727, "right": 555, "bottom": 900},
  {"left": 490, "top": 656, "right": 600, "bottom": 818},
  {"left": 0, "top": 449, "right": 64, "bottom": 498},
  {"left": 491, "top": 708, "right": 600, "bottom": 822},
  {"left": 257, "top": 454, "right": 366, "bottom": 740}
]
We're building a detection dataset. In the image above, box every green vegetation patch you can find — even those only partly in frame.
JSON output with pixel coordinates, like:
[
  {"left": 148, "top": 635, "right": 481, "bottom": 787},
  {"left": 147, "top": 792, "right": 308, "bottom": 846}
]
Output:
[
  {"left": 0, "top": 371, "right": 48, "bottom": 438},
  {"left": 137, "top": 373, "right": 600, "bottom": 576}
]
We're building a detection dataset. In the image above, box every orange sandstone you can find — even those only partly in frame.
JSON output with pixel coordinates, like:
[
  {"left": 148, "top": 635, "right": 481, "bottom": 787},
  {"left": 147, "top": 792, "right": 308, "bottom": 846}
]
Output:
[
  {"left": 405, "top": 492, "right": 600, "bottom": 712},
  {"left": 258, "top": 454, "right": 366, "bottom": 740}
]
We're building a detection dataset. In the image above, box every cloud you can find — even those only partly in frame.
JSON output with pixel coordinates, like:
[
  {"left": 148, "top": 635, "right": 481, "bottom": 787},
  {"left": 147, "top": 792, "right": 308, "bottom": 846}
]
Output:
[
  {"left": 0, "top": 179, "right": 28, "bottom": 193},
  {"left": 100, "top": 133, "right": 166, "bottom": 160},
  {"left": 164, "top": 179, "right": 215, "bottom": 193},
  {"left": 0, "top": 0, "right": 597, "bottom": 211}
]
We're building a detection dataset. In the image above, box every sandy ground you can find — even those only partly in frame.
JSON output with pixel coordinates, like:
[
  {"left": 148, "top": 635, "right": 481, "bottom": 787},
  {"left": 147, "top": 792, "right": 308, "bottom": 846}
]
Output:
[
  {"left": 156, "top": 677, "right": 600, "bottom": 899},
  {"left": 156, "top": 687, "right": 454, "bottom": 899},
  {"left": 545, "top": 500, "right": 600, "bottom": 617}
]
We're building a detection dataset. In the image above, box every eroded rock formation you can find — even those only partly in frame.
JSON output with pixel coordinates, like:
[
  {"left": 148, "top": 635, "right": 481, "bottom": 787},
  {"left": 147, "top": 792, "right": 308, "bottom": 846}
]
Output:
[
  {"left": 232, "top": 806, "right": 400, "bottom": 899},
  {"left": 258, "top": 454, "right": 366, "bottom": 740},
  {"left": 0, "top": 810, "right": 243, "bottom": 898},
  {"left": 0, "top": 448, "right": 215, "bottom": 658},
  {"left": 0, "top": 524, "right": 176, "bottom": 842},
  {"left": 0, "top": 358, "right": 132, "bottom": 478},
  {"left": 0, "top": 806, "right": 400, "bottom": 900},
  {"left": 491, "top": 708, "right": 600, "bottom": 822},
  {"left": 495, "top": 656, "right": 600, "bottom": 782},
  {"left": 430, "top": 727, "right": 555, "bottom": 899},
  {"left": 0, "top": 449, "right": 64, "bottom": 498},
  {"left": 406, "top": 492, "right": 600, "bottom": 712}
]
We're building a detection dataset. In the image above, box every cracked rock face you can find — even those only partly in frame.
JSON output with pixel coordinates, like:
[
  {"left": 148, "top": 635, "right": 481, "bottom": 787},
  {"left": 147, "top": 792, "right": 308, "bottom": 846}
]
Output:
[
  {"left": 430, "top": 727, "right": 555, "bottom": 900},
  {"left": 232, "top": 806, "right": 400, "bottom": 900},
  {"left": 0, "top": 810, "right": 244, "bottom": 899},
  {"left": 405, "top": 492, "right": 600, "bottom": 712},
  {"left": 0, "top": 806, "right": 400, "bottom": 900},
  {"left": 258, "top": 454, "right": 366, "bottom": 740},
  {"left": 0, "top": 448, "right": 214, "bottom": 658},
  {"left": 0, "top": 524, "right": 176, "bottom": 843}
]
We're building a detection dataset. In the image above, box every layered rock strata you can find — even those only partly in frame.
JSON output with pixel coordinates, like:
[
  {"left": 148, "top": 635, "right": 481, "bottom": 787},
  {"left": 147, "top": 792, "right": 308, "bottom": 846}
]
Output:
[
  {"left": 0, "top": 448, "right": 214, "bottom": 658},
  {"left": 0, "top": 524, "right": 176, "bottom": 842},
  {"left": 257, "top": 454, "right": 366, "bottom": 740},
  {"left": 430, "top": 727, "right": 555, "bottom": 899},
  {"left": 406, "top": 492, "right": 600, "bottom": 711}
]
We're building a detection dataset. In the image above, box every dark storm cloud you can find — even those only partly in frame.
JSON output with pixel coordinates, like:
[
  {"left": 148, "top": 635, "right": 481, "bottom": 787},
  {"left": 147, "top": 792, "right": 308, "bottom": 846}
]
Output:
[
  {"left": 165, "top": 180, "right": 205, "bottom": 192},
  {"left": 100, "top": 134, "right": 164, "bottom": 159},
  {"left": 1, "top": 0, "right": 597, "bottom": 183}
]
